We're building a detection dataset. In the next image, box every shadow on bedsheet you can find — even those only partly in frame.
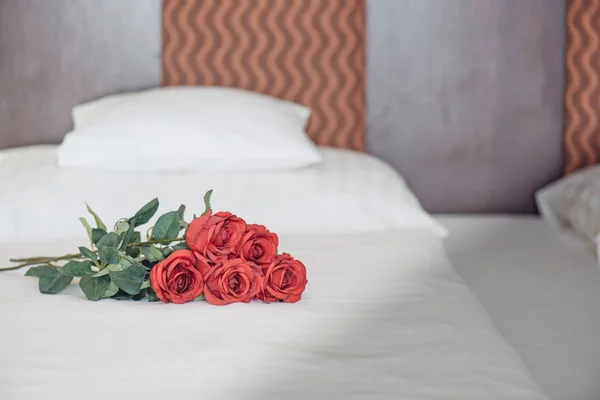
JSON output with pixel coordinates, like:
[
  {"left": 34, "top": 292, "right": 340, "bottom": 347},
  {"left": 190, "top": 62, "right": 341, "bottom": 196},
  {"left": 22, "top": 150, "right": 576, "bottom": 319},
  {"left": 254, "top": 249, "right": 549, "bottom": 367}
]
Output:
[{"left": 230, "top": 259, "right": 549, "bottom": 400}]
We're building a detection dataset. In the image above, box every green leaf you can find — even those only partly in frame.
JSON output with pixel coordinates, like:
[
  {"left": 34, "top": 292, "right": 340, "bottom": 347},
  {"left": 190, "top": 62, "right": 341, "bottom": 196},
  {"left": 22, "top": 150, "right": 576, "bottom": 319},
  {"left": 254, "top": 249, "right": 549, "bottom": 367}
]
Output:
[
  {"left": 161, "top": 247, "right": 173, "bottom": 258},
  {"left": 115, "top": 220, "right": 130, "bottom": 235},
  {"left": 177, "top": 204, "right": 188, "bottom": 228},
  {"left": 152, "top": 211, "right": 181, "bottom": 241},
  {"left": 39, "top": 269, "right": 73, "bottom": 294},
  {"left": 79, "top": 275, "right": 110, "bottom": 301},
  {"left": 125, "top": 246, "right": 141, "bottom": 258},
  {"left": 111, "top": 290, "right": 132, "bottom": 300},
  {"left": 109, "top": 263, "right": 146, "bottom": 295},
  {"left": 25, "top": 265, "right": 55, "bottom": 278},
  {"left": 101, "top": 281, "right": 119, "bottom": 298},
  {"left": 194, "top": 294, "right": 205, "bottom": 302},
  {"left": 92, "top": 228, "right": 107, "bottom": 245},
  {"left": 133, "top": 198, "right": 159, "bottom": 226},
  {"left": 132, "top": 231, "right": 141, "bottom": 244},
  {"left": 60, "top": 261, "right": 93, "bottom": 277},
  {"left": 172, "top": 243, "right": 188, "bottom": 251},
  {"left": 119, "top": 217, "right": 137, "bottom": 251},
  {"left": 78, "top": 246, "right": 97, "bottom": 262},
  {"left": 202, "top": 190, "right": 213, "bottom": 216},
  {"left": 80, "top": 217, "right": 93, "bottom": 242},
  {"left": 97, "top": 232, "right": 120, "bottom": 265},
  {"left": 147, "top": 287, "right": 160, "bottom": 302},
  {"left": 177, "top": 204, "right": 186, "bottom": 220},
  {"left": 143, "top": 246, "right": 164, "bottom": 262},
  {"left": 86, "top": 204, "right": 107, "bottom": 231},
  {"left": 141, "top": 280, "right": 151, "bottom": 289},
  {"left": 93, "top": 263, "right": 122, "bottom": 277},
  {"left": 132, "top": 290, "right": 147, "bottom": 301}
]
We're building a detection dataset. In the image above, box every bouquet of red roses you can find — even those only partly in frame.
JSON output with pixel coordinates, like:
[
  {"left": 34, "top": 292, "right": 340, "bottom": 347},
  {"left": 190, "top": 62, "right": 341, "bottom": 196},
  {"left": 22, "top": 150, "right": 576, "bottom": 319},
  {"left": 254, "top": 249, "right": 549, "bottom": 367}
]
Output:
[{"left": 1, "top": 191, "right": 308, "bottom": 305}]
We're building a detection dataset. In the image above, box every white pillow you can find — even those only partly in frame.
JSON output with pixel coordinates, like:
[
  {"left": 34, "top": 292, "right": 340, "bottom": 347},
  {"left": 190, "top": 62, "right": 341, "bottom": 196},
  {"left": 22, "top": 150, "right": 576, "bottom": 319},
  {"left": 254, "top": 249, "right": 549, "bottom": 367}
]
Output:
[
  {"left": 57, "top": 86, "right": 321, "bottom": 172},
  {"left": 0, "top": 146, "right": 448, "bottom": 242},
  {"left": 536, "top": 165, "right": 600, "bottom": 254}
]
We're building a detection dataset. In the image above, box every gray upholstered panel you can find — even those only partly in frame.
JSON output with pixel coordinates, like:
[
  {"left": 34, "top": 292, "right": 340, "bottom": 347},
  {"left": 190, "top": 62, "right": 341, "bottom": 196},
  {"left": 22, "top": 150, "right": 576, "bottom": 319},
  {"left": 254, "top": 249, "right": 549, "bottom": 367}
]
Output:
[
  {"left": 367, "top": 0, "right": 566, "bottom": 213},
  {"left": 0, "top": 0, "right": 161, "bottom": 149}
]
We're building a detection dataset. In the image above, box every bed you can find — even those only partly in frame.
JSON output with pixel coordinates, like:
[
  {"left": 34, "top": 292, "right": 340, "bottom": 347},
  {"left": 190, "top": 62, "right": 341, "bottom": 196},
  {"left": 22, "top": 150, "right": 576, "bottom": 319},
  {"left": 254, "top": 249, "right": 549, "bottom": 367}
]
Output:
[
  {"left": 439, "top": 215, "right": 600, "bottom": 400},
  {"left": 0, "top": 146, "right": 549, "bottom": 399}
]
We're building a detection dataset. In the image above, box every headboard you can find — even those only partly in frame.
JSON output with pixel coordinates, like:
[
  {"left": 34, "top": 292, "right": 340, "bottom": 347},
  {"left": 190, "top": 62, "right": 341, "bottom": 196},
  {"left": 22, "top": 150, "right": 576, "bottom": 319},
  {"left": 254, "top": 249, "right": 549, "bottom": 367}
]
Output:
[
  {"left": 0, "top": 0, "right": 567, "bottom": 213},
  {"left": 565, "top": 0, "right": 600, "bottom": 174},
  {"left": 161, "top": 0, "right": 365, "bottom": 150}
]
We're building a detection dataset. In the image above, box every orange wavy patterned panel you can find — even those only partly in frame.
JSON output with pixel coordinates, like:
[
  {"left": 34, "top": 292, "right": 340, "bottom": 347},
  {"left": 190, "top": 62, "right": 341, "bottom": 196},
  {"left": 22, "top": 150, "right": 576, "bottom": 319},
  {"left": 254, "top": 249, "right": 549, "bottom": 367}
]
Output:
[
  {"left": 565, "top": 0, "right": 600, "bottom": 173},
  {"left": 161, "top": 0, "right": 365, "bottom": 150}
]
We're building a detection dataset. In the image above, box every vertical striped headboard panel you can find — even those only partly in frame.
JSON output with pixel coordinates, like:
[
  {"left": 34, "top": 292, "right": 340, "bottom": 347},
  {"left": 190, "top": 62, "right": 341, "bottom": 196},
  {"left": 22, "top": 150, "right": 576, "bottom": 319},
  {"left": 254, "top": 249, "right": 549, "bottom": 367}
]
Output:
[
  {"left": 565, "top": 0, "right": 600, "bottom": 173},
  {"left": 161, "top": 0, "right": 366, "bottom": 150}
]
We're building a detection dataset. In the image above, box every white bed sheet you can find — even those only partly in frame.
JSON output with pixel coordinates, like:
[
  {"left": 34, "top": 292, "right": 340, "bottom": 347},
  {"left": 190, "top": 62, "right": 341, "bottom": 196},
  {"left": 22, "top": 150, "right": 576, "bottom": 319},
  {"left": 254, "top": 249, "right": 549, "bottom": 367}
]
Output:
[
  {"left": 0, "top": 231, "right": 548, "bottom": 400},
  {"left": 438, "top": 215, "right": 600, "bottom": 400}
]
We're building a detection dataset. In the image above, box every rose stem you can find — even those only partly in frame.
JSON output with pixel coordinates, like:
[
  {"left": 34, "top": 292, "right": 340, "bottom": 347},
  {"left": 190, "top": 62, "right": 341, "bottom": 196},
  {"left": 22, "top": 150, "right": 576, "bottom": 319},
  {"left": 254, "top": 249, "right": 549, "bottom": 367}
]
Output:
[{"left": 0, "top": 237, "right": 186, "bottom": 272}]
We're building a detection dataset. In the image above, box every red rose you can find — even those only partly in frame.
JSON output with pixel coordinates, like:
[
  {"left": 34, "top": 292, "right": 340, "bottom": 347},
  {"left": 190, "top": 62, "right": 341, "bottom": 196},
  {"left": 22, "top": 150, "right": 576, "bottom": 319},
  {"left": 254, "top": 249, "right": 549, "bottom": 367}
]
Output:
[
  {"left": 198, "top": 258, "right": 261, "bottom": 305},
  {"left": 259, "top": 253, "right": 307, "bottom": 303},
  {"left": 185, "top": 210, "right": 246, "bottom": 263},
  {"left": 239, "top": 224, "right": 279, "bottom": 269},
  {"left": 149, "top": 250, "right": 206, "bottom": 304}
]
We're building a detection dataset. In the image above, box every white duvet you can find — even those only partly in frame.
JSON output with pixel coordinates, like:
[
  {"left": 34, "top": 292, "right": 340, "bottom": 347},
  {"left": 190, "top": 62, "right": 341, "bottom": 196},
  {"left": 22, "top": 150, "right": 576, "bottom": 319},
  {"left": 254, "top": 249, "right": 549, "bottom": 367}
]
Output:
[
  {"left": 0, "top": 146, "right": 446, "bottom": 242},
  {"left": 0, "top": 231, "right": 548, "bottom": 400}
]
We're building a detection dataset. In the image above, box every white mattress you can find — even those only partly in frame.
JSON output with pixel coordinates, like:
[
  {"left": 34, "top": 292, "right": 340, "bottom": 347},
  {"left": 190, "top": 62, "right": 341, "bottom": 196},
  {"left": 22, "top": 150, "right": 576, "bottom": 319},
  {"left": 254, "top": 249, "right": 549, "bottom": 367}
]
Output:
[
  {"left": 438, "top": 215, "right": 600, "bottom": 400},
  {"left": 0, "top": 231, "right": 548, "bottom": 400}
]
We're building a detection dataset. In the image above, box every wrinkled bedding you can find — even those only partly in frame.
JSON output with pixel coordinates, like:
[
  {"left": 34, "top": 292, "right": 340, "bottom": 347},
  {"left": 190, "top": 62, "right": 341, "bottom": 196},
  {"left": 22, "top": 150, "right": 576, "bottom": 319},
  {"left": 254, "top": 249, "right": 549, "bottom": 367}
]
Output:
[{"left": 0, "top": 231, "right": 548, "bottom": 400}]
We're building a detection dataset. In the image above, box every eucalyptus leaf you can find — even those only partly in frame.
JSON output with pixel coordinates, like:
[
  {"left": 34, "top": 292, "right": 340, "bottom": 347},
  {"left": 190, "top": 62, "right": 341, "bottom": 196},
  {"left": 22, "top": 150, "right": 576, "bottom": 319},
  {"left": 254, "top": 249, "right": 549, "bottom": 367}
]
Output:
[
  {"left": 133, "top": 198, "right": 159, "bottom": 226},
  {"left": 60, "top": 261, "right": 93, "bottom": 277},
  {"left": 202, "top": 190, "right": 213, "bottom": 216},
  {"left": 132, "top": 231, "right": 141, "bottom": 244},
  {"left": 119, "top": 217, "right": 137, "bottom": 251},
  {"left": 152, "top": 211, "right": 181, "bottom": 241},
  {"left": 39, "top": 269, "right": 73, "bottom": 294},
  {"left": 143, "top": 246, "right": 164, "bottom": 262},
  {"left": 78, "top": 246, "right": 97, "bottom": 262},
  {"left": 120, "top": 258, "right": 133, "bottom": 269},
  {"left": 97, "top": 232, "right": 120, "bottom": 265},
  {"left": 108, "top": 263, "right": 146, "bottom": 295},
  {"left": 86, "top": 204, "right": 107, "bottom": 231},
  {"left": 79, "top": 217, "right": 93, "bottom": 242},
  {"left": 125, "top": 246, "right": 141, "bottom": 259},
  {"left": 115, "top": 220, "right": 130, "bottom": 235},
  {"left": 194, "top": 294, "right": 205, "bottom": 302},
  {"left": 93, "top": 263, "right": 122, "bottom": 277},
  {"left": 132, "top": 289, "right": 147, "bottom": 301},
  {"left": 79, "top": 275, "right": 110, "bottom": 301},
  {"left": 147, "top": 287, "right": 160, "bottom": 302},
  {"left": 101, "top": 281, "right": 119, "bottom": 298},
  {"left": 111, "top": 290, "right": 132, "bottom": 300},
  {"left": 92, "top": 228, "right": 107, "bottom": 245},
  {"left": 141, "top": 280, "right": 151, "bottom": 289},
  {"left": 25, "top": 265, "right": 55, "bottom": 278},
  {"left": 161, "top": 247, "right": 173, "bottom": 258}
]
